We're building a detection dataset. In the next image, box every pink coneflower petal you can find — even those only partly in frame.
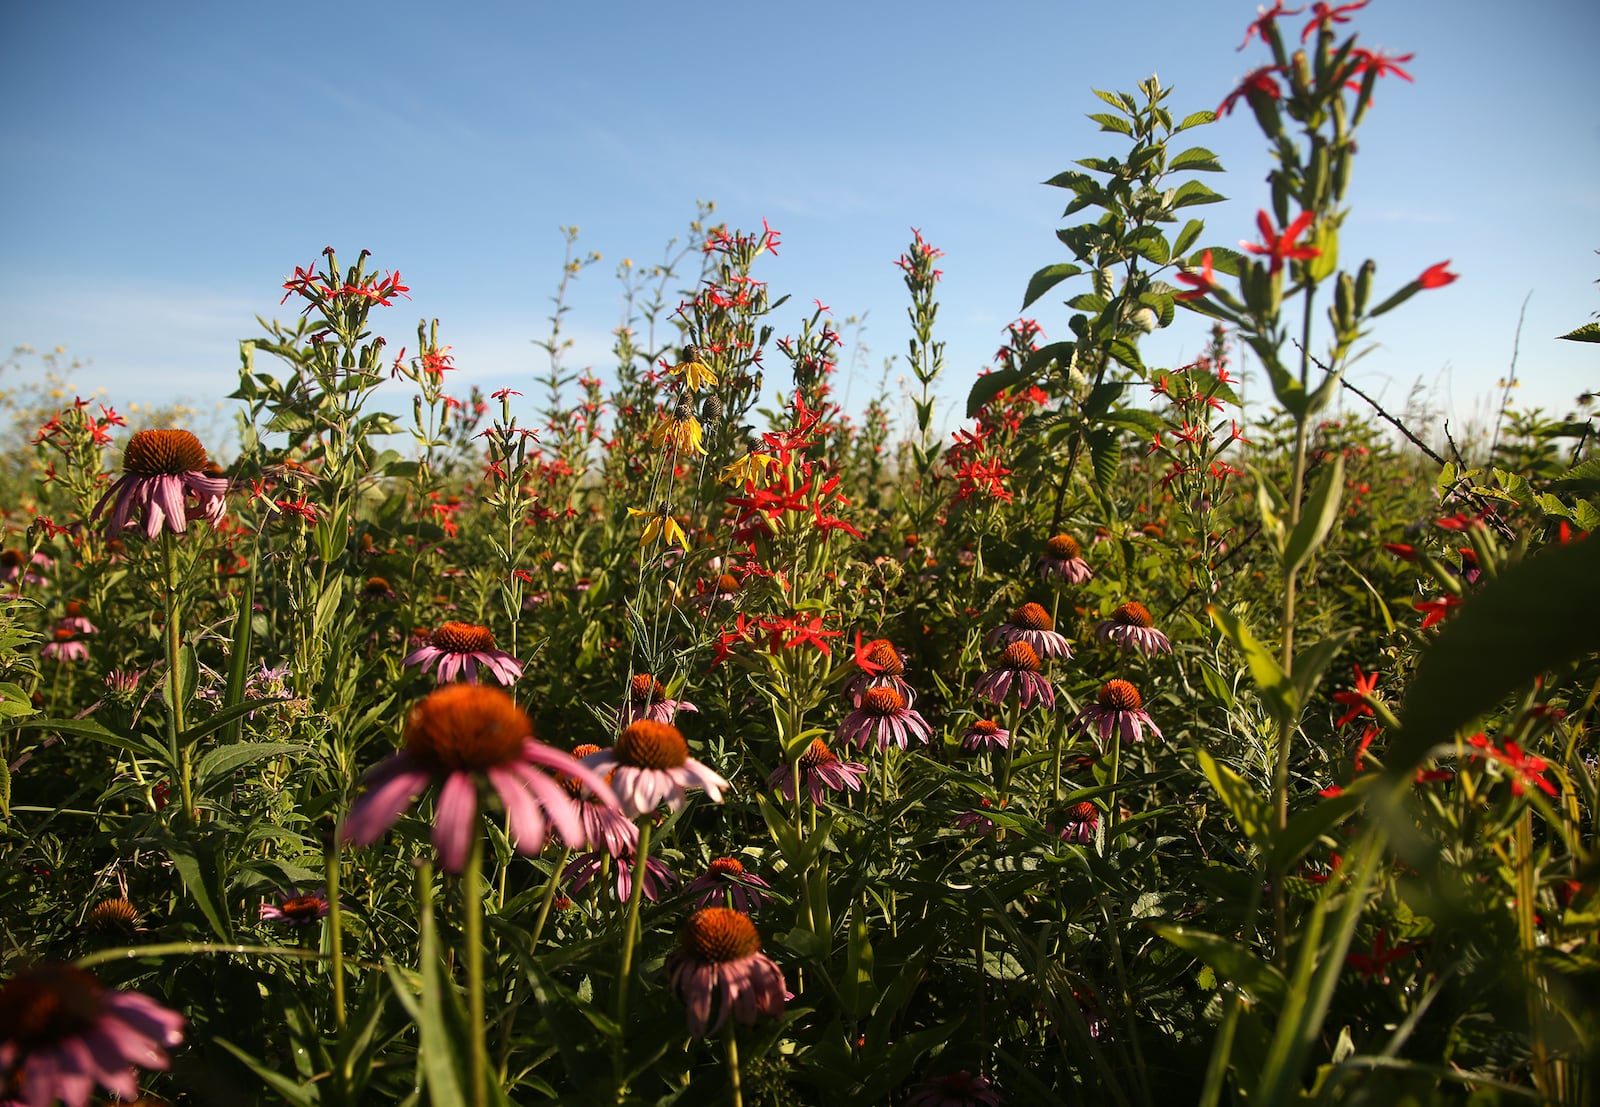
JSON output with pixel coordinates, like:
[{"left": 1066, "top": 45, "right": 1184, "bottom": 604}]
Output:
[
  {"left": 340, "top": 758, "right": 432, "bottom": 846},
  {"left": 431, "top": 771, "right": 479, "bottom": 873},
  {"left": 509, "top": 762, "right": 584, "bottom": 848},
  {"left": 487, "top": 764, "right": 547, "bottom": 853}
]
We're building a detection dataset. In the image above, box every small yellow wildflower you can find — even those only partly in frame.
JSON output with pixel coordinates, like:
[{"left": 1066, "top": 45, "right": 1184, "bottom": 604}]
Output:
[
  {"left": 628, "top": 506, "right": 689, "bottom": 551},
  {"left": 652, "top": 413, "right": 706, "bottom": 456},
  {"left": 669, "top": 357, "right": 717, "bottom": 392},
  {"left": 720, "top": 452, "right": 778, "bottom": 486}
]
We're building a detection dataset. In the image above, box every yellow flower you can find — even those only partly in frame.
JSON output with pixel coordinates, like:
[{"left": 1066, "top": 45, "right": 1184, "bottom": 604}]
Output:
[
  {"left": 669, "top": 358, "right": 717, "bottom": 391},
  {"left": 720, "top": 452, "right": 778, "bottom": 486},
  {"left": 628, "top": 507, "right": 689, "bottom": 551},
  {"left": 651, "top": 414, "right": 706, "bottom": 457}
]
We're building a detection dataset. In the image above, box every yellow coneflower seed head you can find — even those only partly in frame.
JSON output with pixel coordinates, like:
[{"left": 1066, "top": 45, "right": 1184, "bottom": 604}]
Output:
[
  {"left": 404, "top": 684, "right": 529, "bottom": 771},
  {"left": 1011, "top": 602, "right": 1053, "bottom": 631},
  {"left": 1098, "top": 679, "right": 1143, "bottom": 710},
  {"left": 800, "top": 738, "right": 837, "bottom": 768},
  {"left": 1046, "top": 534, "right": 1081, "bottom": 559},
  {"left": 1112, "top": 602, "right": 1154, "bottom": 628},
  {"left": 431, "top": 622, "right": 495, "bottom": 652},
  {"left": 88, "top": 897, "right": 139, "bottom": 930},
  {"left": 122, "top": 429, "right": 209, "bottom": 475},
  {"left": 863, "top": 639, "right": 904, "bottom": 675},
  {"left": 860, "top": 687, "right": 906, "bottom": 715},
  {"left": 682, "top": 907, "right": 761, "bottom": 962},
  {"left": 999, "top": 641, "right": 1042, "bottom": 672},
  {"left": 629, "top": 674, "right": 666, "bottom": 702},
  {"left": 615, "top": 720, "right": 689, "bottom": 770}
]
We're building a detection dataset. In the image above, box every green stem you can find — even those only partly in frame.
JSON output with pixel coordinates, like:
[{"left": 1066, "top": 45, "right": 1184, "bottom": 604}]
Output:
[
  {"left": 528, "top": 846, "right": 572, "bottom": 952},
  {"left": 326, "top": 848, "right": 346, "bottom": 1030},
  {"left": 725, "top": 1025, "right": 744, "bottom": 1107},
  {"left": 464, "top": 831, "right": 488, "bottom": 1107},
  {"left": 614, "top": 819, "right": 654, "bottom": 1033},
  {"left": 161, "top": 531, "right": 193, "bottom": 822}
]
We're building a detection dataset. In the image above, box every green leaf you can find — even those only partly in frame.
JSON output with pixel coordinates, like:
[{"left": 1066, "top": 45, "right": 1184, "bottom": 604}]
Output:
[
  {"left": 1081, "top": 382, "right": 1126, "bottom": 419},
  {"left": 195, "top": 741, "right": 303, "bottom": 794},
  {"left": 840, "top": 899, "right": 877, "bottom": 1019},
  {"left": 1087, "top": 427, "right": 1120, "bottom": 493},
  {"left": 1388, "top": 535, "right": 1600, "bottom": 777},
  {"left": 1172, "top": 219, "right": 1205, "bottom": 258},
  {"left": 1283, "top": 454, "right": 1345, "bottom": 574},
  {"left": 1087, "top": 111, "right": 1132, "bottom": 136},
  {"left": 1127, "top": 228, "right": 1170, "bottom": 265},
  {"left": 1209, "top": 605, "right": 1296, "bottom": 726},
  {"left": 1175, "top": 109, "right": 1215, "bottom": 132},
  {"left": 965, "top": 367, "right": 1025, "bottom": 419},
  {"left": 1099, "top": 409, "right": 1166, "bottom": 437},
  {"left": 1549, "top": 457, "right": 1600, "bottom": 494},
  {"left": 1170, "top": 146, "right": 1225, "bottom": 172},
  {"left": 1267, "top": 788, "right": 1365, "bottom": 874},
  {"left": 1148, "top": 922, "right": 1286, "bottom": 1006},
  {"left": 1171, "top": 179, "right": 1226, "bottom": 209},
  {"left": 1021, "top": 263, "right": 1084, "bottom": 311},
  {"left": 1291, "top": 628, "right": 1359, "bottom": 709},
  {"left": 1557, "top": 321, "right": 1600, "bottom": 343},
  {"left": 216, "top": 1038, "right": 321, "bottom": 1105},
  {"left": 165, "top": 840, "right": 231, "bottom": 940},
  {"left": 1196, "top": 749, "right": 1273, "bottom": 848},
  {"left": 223, "top": 571, "right": 256, "bottom": 744}
]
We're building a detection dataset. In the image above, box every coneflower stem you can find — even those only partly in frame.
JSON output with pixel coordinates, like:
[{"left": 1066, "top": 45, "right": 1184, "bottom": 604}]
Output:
[
  {"left": 528, "top": 846, "right": 571, "bottom": 952},
  {"left": 614, "top": 818, "right": 654, "bottom": 1032},
  {"left": 160, "top": 531, "right": 193, "bottom": 822},
  {"left": 326, "top": 849, "right": 346, "bottom": 1030},
  {"left": 725, "top": 1026, "right": 744, "bottom": 1107},
  {"left": 464, "top": 832, "right": 488, "bottom": 1107}
]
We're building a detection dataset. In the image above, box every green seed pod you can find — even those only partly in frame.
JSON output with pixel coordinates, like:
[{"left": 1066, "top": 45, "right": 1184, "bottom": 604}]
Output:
[
  {"left": 1335, "top": 271, "right": 1357, "bottom": 331},
  {"left": 1356, "top": 259, "right": 1376, "bottom": 314}
]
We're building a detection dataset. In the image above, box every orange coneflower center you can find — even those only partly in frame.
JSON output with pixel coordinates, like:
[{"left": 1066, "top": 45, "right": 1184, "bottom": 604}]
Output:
[
  {"left": 1067, "top": 800, "right": 1099, "bottom": 823},
  {"left": 53, "top": 627, "right": 75, "bottom": 642},
  {"left": 629, "top": 674, "right": 667, "bottom": 703},
  {"left": 122, "top": 429, "right": 209, "bottom": 475},
  {"left": 65, "top": 600, "right": 84, "bottom": 617},
  {"left": 799, "top": 738, "right": 838, "bottom": 768},
  {"left": 615, "top": 720, "right": 689, "bottom": 770},
  {"left": 1045, "top": 534, "right": 1081, "bottom": 559},
  {"left": 1011, "top": 602, "right": 1053, "bottom": 631},
  {"left": 860, "top": 687, "right": 906, "bottom": 716},
  {"left": 999, "top": 641, "right": 1042, "bottom": 672},
  {"left": 707, "top": 857, "right": 745, "bottom": 878},
  {"left": 0, "top": 964, "right": 105, "bottom": 1046},
  {"left": 88, "top": 897, "right": 139, "bottom": 929},
  {"left": 431, "top": 622, "right": 496, "bottom": 653},
  {"left": 278, "top": 894, "right": 328, "bottom": 923},
  {"left": 862, "top": 639, "right": 904, "bottom": 675},
  {"left": 715, "top": 573, "right": 741, "bottom": 594},
  {"left": 970, "top": 719, "right": 1003, "bottom": 736},
  {"left": 1111, "top": 602, "right": 1154, "bottom": 628},
  {"left": 682, "top": 906, "right": 761, "bottom": 962},
  {"left": 404, "top": 683, "right": 529, "bottom": 771},
  {"left": 1098, "top": 679, "right": 1143, "bottom": 711},
  {"left": 363, "top": 576, "right": 392, "bottom": 596},
  {"left": 0, "top": 550, "right": 22, "bottom": 569}
]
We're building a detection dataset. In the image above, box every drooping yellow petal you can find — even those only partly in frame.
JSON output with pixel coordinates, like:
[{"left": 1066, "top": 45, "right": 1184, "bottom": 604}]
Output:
[{"left": 669, "top": 359, "right": 717, "bottom": 391}]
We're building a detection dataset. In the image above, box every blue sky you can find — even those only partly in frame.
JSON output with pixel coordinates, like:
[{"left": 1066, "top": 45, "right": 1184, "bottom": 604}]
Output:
[{"left": 2, "top": 0, "right": 1596, "bottom": 447}]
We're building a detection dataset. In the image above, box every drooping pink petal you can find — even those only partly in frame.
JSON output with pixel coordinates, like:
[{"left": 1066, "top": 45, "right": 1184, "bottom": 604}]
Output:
[{"left": 431, "top": 771, "right": 479, "bottom": 872}]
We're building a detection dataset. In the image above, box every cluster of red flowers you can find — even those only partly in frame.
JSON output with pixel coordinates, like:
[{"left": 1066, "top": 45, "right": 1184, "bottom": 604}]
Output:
[{"left": 280, "top": 259, "right": 409, "bottom": 311}]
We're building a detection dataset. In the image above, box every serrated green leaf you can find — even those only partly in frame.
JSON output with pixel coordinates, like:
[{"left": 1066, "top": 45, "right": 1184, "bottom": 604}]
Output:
[
  {"left": 1021, "top": 262, "right": 1084, "bottom": 311},
  {"left": 1557, "top": 321, "right": 1600, "bottom": 343},
  {"left": 1170, "top": 146, "right": 1225, "bottom": 172},
  {"left": 1172, "top": 219, "right": 1205, "bottom": 258},
  {"left": 1082, "top": 382, "right": 1126, "bottom": 419},
  {"left": 1175, "top": 110, "right": 1215, "bottom": 131},
  {"left": 1171, "top": 179, "right": 1226, "bottom": 208},
  {"left": 1087, "top": 111, "right": 1133, "bottom": 136},
  {"left": 1087, "top": 427, "right": 1120, "bottom": 493},
  {"left": 966, "top": 367, "right": 1025, "bottom": 420},
  {"left": 195, "top": 741, "right": 303, "bottom": 793},
  {"left": 1549, "top": 457, "right": 1600, "bottom": 493},
  {"left": 1099, "top": 409, "right": 1165, "bottom": 437}
]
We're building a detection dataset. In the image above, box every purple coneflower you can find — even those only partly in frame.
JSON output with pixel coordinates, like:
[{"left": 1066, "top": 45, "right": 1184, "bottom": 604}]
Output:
[
  {"left": 1095, "top": 602, "right": 1172, "bottom": 655},
  {"left": 360, "top": 576, "right": 397, "bottom": 602},
  {"left": 621, "top": 673, "right": 698, "bottom": 725},
  {"left": 565, "top": 845, "right": 676, "bottom": 903},
  {"left": 1075, "top": 679, "right": 1163, "bottom": 750},
  {"left": 907, "top": 1069, "right": 1004, "bottom": 1107},
  {"left": 0, "top": 963, "right": 185, "bottom": 1107},
  {"left": 92, "top": 429, "right": 228, "bottom": 539},
  {"left": 987, "top": 602, "right": 1072, "bottom": 659},
  {"left": 666, "top": 907, "right": 786, "bottom": 1037},
  {"left": 960, "top": 718, "right": 1011, "bottom": 752},
  {"left": 844, "top": 636, "right": 917, "bottom": 705},
  {"left": 558, "top": 744, "right": 638, "bottom": 859},
  {"left": 1055, "top": 801, "right": 1100, "bottom": 844},
  {"left": 1038, "top": 533, "right": 1092, "bottom": 585},
  {"left": 583, "top": 720, "right": 728, "bottom": 819},
  {"left": 953, "top": 799, "right": 998, "bottom": 835},
  {"left": 837, "top": 686, "right": 932, "bottom": 751},
  {"left": 41, "top": 625, "right": 89, "bottom": 663},
  {"left": 974, "top": 642, "right": 1056, "bottom": 710},
  {"left": 0, "top": 549, "right": 51, "bottom": 586},
  {"left": 686, "top": 857, "right": 774, "bottom": 913},
  {"left": 340, "top": 684, "right": 616, "bottom": 872},
  {"left": 402, "top": 622, "right": 523, "bottom": 685},
  {"left": 259, "top": 889, "right": 331, "bottom": 926},
  {"left": 767, "top": 738, "right": 868, "bottom": 805}
]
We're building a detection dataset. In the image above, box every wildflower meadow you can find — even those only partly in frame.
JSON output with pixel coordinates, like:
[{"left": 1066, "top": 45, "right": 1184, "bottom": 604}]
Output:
[{"left": 3, "top": 5, "right": 1598, "bottom": 1105}]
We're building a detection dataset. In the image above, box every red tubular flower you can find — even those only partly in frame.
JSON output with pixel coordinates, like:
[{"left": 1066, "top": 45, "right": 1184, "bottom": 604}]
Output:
[
  {"left": 1217, "top": 66, "right": 1283, "bottom": 117},
  {"left": 1417, "top": 261, "right": 1457, "bottom": 289},
  {"left": 1301, "top": 0, "right": 1370, "bottom": 42},
  {"left": 1174, "top": 249, "right": 1222, "bottom": 302},
  {"left": 1331, "top": 664, "right": 1380, "bottom": 728},
  {"left": 1413, "top": 595, "right": 1462, "bottom": 629},
  {"left": 1238, "top": 2, "right": 1305, "bottom": 50},
  {"left": 1242, "top": 210, "right": 1320, "bottom": 275},
  {"left": 1350, "top": 47, "right": 1415, "bottom": 83}
]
